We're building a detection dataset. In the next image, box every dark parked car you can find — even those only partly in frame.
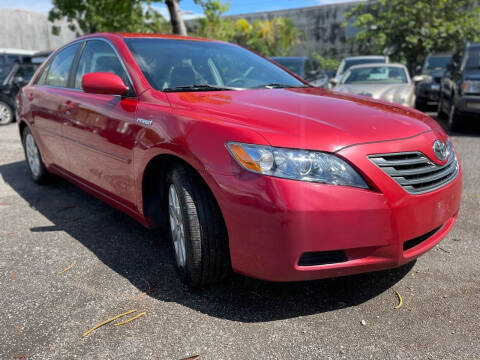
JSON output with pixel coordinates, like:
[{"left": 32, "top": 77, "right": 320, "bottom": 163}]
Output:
[
  {"left": 270, "top": 56, "right": 328, "bottom": 87},
  {"left": 0, "top": 62, "right": 39, "bottom": 125},
  {"left": 414, "top": 54, "right": 452, "bottom": 108},
  {"left": 438, "top": 43, "right": 480, "bottom": 130}
]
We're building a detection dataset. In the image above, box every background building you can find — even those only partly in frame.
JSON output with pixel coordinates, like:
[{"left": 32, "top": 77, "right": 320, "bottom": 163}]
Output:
[
  {"left": 225, "top": 1, "right": 362, "bottom": 58},
  {"left": 0, "top": 8, "right": 77, "bottom": 53}
]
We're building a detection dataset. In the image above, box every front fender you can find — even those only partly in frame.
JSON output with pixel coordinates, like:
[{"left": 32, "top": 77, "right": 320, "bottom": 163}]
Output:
[{"left": 132, "top": 104, "right": 268, "bottom": 215}]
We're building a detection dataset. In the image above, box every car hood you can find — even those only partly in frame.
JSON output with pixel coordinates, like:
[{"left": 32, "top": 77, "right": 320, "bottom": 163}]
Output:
[
  {"left": 463, "top": 69, "right": 480, "bottom": 81},
  {"left": 165, "top": 87, "right": 444, "bottom": 152},
  {"left": 424, "top": 69, "right": 445, "bottom": 78}
]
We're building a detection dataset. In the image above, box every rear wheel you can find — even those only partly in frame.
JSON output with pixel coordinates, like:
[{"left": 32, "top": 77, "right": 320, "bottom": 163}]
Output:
[
  {"left": 0, "top": 101, "right": 13, "bottom": 125},
  {"left": 22, "top": 126, "right": 49, "bottom": 184},
  {"left": 166, "top": 164, "right": 230, "bottom": 287}
]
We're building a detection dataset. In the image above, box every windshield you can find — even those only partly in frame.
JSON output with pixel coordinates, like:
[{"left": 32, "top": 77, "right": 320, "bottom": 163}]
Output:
[
  {"left": 125, "top": 38, "right": 306, "bottom": 91},
  {"left": 465, "top": 47, "right": 480, "bottom": 70},
  {"left": 424, "top": 56, "right": 451, "bottom": 71},
  {"left": 271, "top": 58, "right": 304, "bottom": 77},
  {"left": 342, "top": 66, "right": 408, "bottom": 85},
  {"left": 338, "top": 58, "right": 386, "bottom": 75},
  {"left": 0, "top": 64, "right": 13, "bottom": 84}
]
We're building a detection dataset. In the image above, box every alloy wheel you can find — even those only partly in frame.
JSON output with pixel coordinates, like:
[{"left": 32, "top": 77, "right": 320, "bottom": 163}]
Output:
[
  {"left": 0, "top": 102, "right": 12, "bottom": 125},
  {"left": 168, "top": 184, "right": 187, "bottom": 268},
  {"left": 25, "top": 133, "right": 41, "bottom": 177}
]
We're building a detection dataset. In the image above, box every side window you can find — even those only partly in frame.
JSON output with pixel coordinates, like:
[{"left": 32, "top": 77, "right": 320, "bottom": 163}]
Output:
[
  {"left": 74, "top": 40, "right": 129, "bottom": 89},
  {"left": 45, "top": 44, "right": 80, "bottom": 87}
]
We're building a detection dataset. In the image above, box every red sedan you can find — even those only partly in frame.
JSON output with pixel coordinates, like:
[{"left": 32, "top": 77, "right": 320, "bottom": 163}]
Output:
[{"left": 16, "top": 33, "right": 462, "bottom": 287}]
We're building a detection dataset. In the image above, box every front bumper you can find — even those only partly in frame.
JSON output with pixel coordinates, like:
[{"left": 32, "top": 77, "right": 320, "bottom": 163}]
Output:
[
  {"left": 456, "top": 95, "right": 480, "bottom": 115},
  {"left": 416, "top": 83, "right": 441, "bottom": 102},
  {"left": 208, "top": 132, "right": 462, "bottom": 282}
]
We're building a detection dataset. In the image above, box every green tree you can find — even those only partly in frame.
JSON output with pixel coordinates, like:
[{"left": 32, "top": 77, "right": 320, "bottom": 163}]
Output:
[
  {"left": 346, "top": 0, "right": 480, "bottom": 73},
  {"left": 311, "top": 53, "right": 340, "bottom": 71},
  {"left": 194, "top": 0, "right": 303, "bottom": 56},
  {"left": 49, "top": 0, "right": 183, "bottom": 35},
  {"left": 194, "top": 0, "right": 235, "bottom": 41}
]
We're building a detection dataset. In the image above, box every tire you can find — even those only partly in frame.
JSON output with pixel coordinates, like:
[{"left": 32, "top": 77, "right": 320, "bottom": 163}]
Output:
[
  {"left": 437, "top": 95, "right": 446, "bottom": 119},
  {"left": 415, "top": 97, "right": 426, "bottom": 110},
  {"left": 0, "top": 100, "right": 14, "bottom": 125},
  {"left": 166, "top": 164, "right": 230, "bottom": 287},
  {"left": 22, "top": 126, "right": 49, "bottom": 184},
  {"left": 447, "top": 103, "right": 463, "bottom": 132}
]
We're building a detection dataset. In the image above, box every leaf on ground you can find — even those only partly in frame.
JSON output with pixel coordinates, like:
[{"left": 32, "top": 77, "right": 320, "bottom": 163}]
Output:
[
  {"left": 58, "top": 260, "right": 76, "bottom": 275},
  {"left": 56, "top": 205, "right": 77, "bottom": 212},
  {"left": 180, "top": 356, "right": 200, "bottom": 360},
  {"left": 114, "top": 311, "right": 147, "bottom": 326},
  {"left": 394, "top": 290, "right": 403, "bottom": 309},
  {"left": 0, "top": 202, "right": 12, "bottom": 206},
  {"left": 82, "top": 309, "right": 137, "bottom": 338},
  {"left": 15, "top": 325, "right": 24, "bottom": 342},
  {"left": 11, "top": 271, "right": 16, "bottom": 282}
]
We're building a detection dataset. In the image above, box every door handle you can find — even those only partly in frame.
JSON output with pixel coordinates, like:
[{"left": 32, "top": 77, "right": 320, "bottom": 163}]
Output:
[
  {"left": 62, "top": 101, "right": 75, "bottom": 115},
  {"left": 27, "top": 93, "right": 34, "bottom": 101}
]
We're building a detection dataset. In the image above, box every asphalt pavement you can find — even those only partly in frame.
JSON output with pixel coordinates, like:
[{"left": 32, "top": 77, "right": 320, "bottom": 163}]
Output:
[{"left": 1, "top": 113, "right": 479, "bottom": 359}]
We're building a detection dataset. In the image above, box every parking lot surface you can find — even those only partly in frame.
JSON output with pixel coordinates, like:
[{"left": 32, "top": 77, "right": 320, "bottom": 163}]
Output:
[{"left": 1, "top": 116, "right": 479, "bottom": 360}]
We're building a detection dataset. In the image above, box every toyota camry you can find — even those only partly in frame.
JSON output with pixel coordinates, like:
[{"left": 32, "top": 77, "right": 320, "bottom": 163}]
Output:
[{"left": 16, "top": 33, "right": 462, "bottom": 287}]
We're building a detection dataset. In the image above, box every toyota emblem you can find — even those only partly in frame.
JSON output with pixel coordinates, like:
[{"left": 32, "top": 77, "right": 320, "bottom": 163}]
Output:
[{"left": 433, "top": 140, "right": 448, "bottom": 161}]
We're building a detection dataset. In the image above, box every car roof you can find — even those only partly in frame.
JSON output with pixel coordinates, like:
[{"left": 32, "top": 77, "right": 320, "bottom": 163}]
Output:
[
  {"left": 271, "top": 56, "right": 308, "bottom": 60},
  {"left": 343, "top": 56, "right": 387, "bottom": 60},
  {"left": 77, "top": 32, "right": 222, "bottom": 43},
  {"left": 347, "top": 63, "right": 407, "bottom": 70},
  {"left": 427, "top": 54, "right": 452, "bottom": 58}
]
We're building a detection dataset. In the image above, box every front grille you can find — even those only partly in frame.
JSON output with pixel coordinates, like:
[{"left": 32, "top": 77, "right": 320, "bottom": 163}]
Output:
[
  {"left": 369, "top": 150, "right": 459, "bottom": 194},
  {"left": 403, "top": 225, "right": 442, "bottom": 251},
  {"left": 298, "top": 250, "right": 348, "bottom": 266}
]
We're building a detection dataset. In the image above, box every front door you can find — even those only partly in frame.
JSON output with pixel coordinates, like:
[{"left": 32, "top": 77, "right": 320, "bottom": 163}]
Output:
[{"left": 63, "top": 39, "right": 140, "bottom": 209}]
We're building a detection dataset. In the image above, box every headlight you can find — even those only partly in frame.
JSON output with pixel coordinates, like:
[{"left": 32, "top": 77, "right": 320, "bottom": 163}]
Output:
[
  {"left": 422, "top": 75, "right": 433, "bottom": 84},
  {"left": 226, "top": 142, "right": 369, "bottom": 189},
  {"left": 461, "top": 80, "right": 480, "bottom": 94}
]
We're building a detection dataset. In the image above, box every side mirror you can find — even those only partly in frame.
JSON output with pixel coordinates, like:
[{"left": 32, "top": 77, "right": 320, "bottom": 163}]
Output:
[
  {"left": 413, "top": 75, "right": 425, "bottom": 83},
  {"left": 82, "top": 72, "right": 128, "bottom": 96},
  {"left": 329, "top": 78, "right": 339, "bottom": 87},
  {"left": 415, "top": 65, "right": 422, "bottom": 75},
  {"left": 13, "top": 76, "right": 26, "bottom": 86}
]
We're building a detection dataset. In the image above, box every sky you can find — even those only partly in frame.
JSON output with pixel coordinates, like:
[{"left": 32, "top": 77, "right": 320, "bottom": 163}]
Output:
[{"left": 0, "top": 0, "right": 355, "bottom": 18}]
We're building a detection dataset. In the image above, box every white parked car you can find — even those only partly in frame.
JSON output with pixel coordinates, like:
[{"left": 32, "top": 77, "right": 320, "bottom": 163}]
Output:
[
  {"left": 330, "top": 55, "right": 389, "bottom": 87},
  {"left": 334, "top": 63, "right": 416, "bottom": 107}
]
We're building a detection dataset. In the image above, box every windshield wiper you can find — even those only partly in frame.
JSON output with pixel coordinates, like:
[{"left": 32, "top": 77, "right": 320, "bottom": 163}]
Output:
[
  {"left": 163, "top": 84, "right": 236, "bottom": 92},
  {"left": 254, "top": 83, "right": 310, "bottom": 89}
]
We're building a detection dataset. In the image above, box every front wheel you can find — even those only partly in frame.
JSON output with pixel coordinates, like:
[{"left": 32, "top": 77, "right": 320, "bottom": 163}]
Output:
[
  {"left": 0, "top": 101, "right": 13, "bottom": 125},
  {"left": 437, "top": 95, "right": 446, "bottom": 119},
  {"left": 447, "top": 104, "right": 463, "bottom": 132},
  {"left": 166, "top": 164, "right": 230, "bottom": 287}
]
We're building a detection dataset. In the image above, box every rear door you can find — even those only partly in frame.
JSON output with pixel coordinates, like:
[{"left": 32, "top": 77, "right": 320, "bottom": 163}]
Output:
[
  {"left": 28, "top": 43, "right": 81, "bottom": 169},
  {"left": 63, "top": 39, "right": 139, "bottom": 208}
]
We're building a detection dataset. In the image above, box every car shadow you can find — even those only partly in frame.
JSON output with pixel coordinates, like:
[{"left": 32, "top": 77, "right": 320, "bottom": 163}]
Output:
[{"left": 1, "top": 160, "right": 414, "bottom": 323}]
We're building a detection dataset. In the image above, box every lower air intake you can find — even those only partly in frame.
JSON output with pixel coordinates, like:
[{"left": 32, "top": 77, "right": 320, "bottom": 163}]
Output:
[
  {"left": 298, "top": 250, "right": 348, "bottom": 266},
  {"left": 403, "top": 225, "right": 442, "bottom": 251}
]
